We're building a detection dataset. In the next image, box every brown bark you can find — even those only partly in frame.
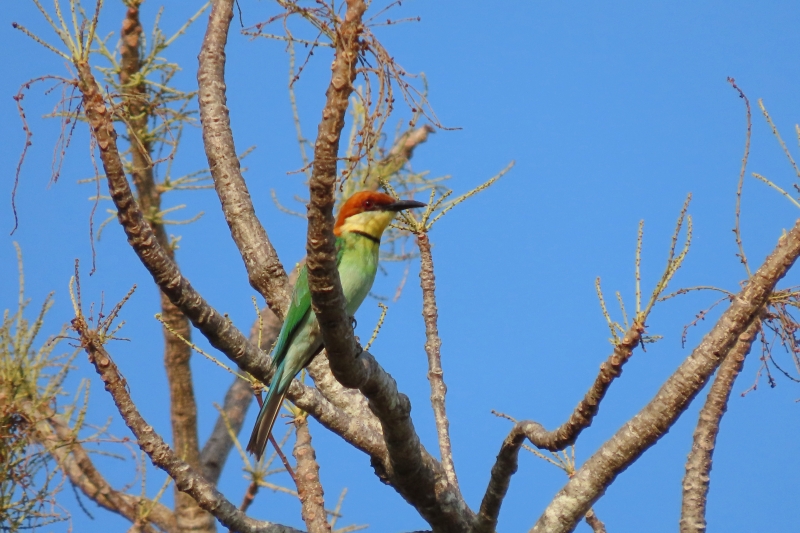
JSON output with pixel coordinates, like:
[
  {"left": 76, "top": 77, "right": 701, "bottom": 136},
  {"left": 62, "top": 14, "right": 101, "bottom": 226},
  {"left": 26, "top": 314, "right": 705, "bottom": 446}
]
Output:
[
  {"left": 680, "top": 316, "right": 760, "bottom": 532},
  {"left": 474, "top": 324, "right": 643, "bottom": 533},
  {"left": 197, "top": 0, "right": 291, "bottom": 313},
  {"left": 532, "top": 220, "right": 800, "bottom": 533},
  {"left": 416, "top": 234, "right": 457, "bottom": 488},
  {"left": 71, "top": 313, "right": 303, "bottom": 533},
  {"left": 302, "top": 2, "right": 473, "bottom": 530},
  {"left": 74, "top": 56, "right": 382, "bottom": 493},
  {"left": 584, "top": 509, "right": 607, "bottom": 533},
  {"left": 293, "top": 417, "right": 332, "bottom": 533},
  {"left": 118, "top": 5, "right": 208, "bottom": 530}
]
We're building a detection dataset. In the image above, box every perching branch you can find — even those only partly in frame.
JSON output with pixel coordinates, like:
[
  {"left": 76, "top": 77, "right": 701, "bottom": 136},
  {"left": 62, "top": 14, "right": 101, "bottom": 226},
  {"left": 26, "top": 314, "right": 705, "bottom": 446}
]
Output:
[
  {"left": 293, "top": 416, "right": 332, "bottom": 533},
  {"left": 74, "top": 60, "right": 374, "bottom": 456},
  {"left": 679, "top": 316, "right": 761, "bottom": 533},
  {"left": 416, "top": 233, "right": 457, "bottom": 488},
  {"left": 197, "top": 0, "right": 291, "bottom": 313},
  {"left": 302, "top": 1, "right": 473, "bottom": 531},
  {"left": 71, "top": 312, "right": 303, "bottom": 533},
  {"left": 118, "top": 5, "right": 208, "bottom": 529},
  {"left": 474, "top": 324, "right": 643, "bottom": 533},
  {"left": 531, "top": 218, "right": 800, "bottom": 533}
]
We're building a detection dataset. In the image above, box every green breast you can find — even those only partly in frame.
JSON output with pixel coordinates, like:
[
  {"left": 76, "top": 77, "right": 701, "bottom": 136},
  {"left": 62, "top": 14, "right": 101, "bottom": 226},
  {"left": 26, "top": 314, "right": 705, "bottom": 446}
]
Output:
[{"left": 337, "top": 232, "right": 380, "bottom": 315}]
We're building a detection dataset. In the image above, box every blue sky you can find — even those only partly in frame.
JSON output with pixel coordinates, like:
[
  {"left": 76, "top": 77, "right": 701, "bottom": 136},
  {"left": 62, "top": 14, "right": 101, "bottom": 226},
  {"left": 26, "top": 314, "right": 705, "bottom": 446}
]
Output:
[{"left": 3, "top": 1, "right": 800, "bottom": 532}]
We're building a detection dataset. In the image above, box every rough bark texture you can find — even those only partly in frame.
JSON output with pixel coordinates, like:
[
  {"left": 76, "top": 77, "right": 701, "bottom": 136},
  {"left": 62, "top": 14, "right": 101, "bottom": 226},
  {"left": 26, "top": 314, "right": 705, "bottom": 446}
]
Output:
[
  {"left": 474, "top": 324, "right": 643, "bottom": 533},
  {"left": 72, "top": 314, "right": 303, "bottom": 533},
  {"left": 302, "top": 2, "right": 473, "bottom": 530},
  {"left": 74, "top": 57, "right": 374, "bottom": 481},
  {"left": 197, "top": 0, "right": 290, "bottom": 312},
  {"left": 679, "top": 317, "right": 760, "bottom": 532},
  {"left": 119, "top": 5, "right": 208, "bottom": 530},
  {"left": 416, "top": 234, "right": 457, "bottom": 488},
  {"left": 292, "top": 417, "right": 332, "bottom": 533},
  {"left": 532, "top": 221, "right": 800, "bottom": 533}
]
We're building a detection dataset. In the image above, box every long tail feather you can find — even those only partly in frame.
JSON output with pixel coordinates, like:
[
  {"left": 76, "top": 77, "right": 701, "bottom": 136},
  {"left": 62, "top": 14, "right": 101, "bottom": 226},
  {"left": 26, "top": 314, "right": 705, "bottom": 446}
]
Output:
[{"left": 246, "top": 385, "right": 288, "bottom": 460}]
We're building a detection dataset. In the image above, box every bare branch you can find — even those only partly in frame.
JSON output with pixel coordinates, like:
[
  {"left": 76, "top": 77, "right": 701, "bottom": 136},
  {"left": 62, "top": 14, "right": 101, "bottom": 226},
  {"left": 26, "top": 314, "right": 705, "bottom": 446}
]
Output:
[
  {"left": 531, "top": 218, "right": 800, "bottom": 533},
  {"left": 198, "top": 0, "right": 291, "bottom": 313},
  {"left": 416, "top": 233, "right": 457, "bottom": 488},
  {"left": 71, "top": 313, "right": 303, "bottom": 533},
  {"left": 118, "top": 5, "right": 208, "bottom": 528},
  {"left": 680, "top": 316, "right": 761, "bottom": 533},
  {"left": 302, "top": 2, "right": 472, "bottom": 530},
  {"left": 727, "top": 77, "right": 752, "bottom": 276},
  {"left": 73, "top": 59, "right": 357, "bottom": 450},
  {"left": 475, "top": 321, "right": 644, "bottom": 532},
  {"left": 293, "top": 417, "right": 332, "bottom": 533}
]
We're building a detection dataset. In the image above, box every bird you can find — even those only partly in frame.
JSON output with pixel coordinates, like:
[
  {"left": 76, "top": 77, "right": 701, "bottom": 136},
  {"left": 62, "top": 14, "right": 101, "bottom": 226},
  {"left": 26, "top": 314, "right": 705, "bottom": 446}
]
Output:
[{"left": 246, "top": 191, "right": 426, "bottom": 459}]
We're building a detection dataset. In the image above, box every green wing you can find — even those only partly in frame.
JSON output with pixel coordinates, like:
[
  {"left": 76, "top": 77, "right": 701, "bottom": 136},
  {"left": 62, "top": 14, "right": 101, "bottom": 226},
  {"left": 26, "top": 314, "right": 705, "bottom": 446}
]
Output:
[{"left": 270, "top": 238, "right": 346, "bottom": 368}]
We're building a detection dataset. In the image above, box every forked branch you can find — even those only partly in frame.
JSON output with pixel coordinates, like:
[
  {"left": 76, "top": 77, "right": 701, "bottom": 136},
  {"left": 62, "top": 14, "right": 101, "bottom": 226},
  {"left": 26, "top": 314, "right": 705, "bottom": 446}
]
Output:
[
  {"left": 679, "top": 316, "right": 761, "bottom": 533},
  {"left": 532, "top": 219, "right": 800, "bottom": 533},
  {"left": 71, "top": 313, "right": 302, "bottom": 533},
  {"left": 474, "top": 324, "right": 643, "bottom": 533},
  {"left": 302, "top": 1, "right": 472, "bottom": 530}
]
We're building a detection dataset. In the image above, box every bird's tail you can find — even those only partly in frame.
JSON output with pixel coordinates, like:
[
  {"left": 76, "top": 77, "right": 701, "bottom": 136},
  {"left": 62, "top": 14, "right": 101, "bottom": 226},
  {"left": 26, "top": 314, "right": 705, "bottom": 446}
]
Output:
[{"left": 246, "top": 382, "right": 288, "bottom": 461}]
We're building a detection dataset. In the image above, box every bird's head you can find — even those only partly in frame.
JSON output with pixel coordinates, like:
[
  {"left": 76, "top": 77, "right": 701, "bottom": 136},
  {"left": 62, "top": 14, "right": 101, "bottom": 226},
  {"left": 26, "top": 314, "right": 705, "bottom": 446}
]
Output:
[{"left": 334, "top": 191, "right": 426, "bottom": 239}]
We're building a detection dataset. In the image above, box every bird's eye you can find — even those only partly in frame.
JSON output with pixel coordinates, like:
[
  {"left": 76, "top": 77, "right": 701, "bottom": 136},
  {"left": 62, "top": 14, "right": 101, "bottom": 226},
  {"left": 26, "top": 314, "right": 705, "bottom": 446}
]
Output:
[{"left": 364, "top": 199, "right": 374, "bottom": 209}]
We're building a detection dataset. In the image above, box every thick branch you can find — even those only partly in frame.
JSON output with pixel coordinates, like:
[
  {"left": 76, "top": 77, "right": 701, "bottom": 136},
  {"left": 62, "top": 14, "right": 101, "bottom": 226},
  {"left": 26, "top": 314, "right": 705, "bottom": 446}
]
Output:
[
  {"left": 75, "top": 61, "right": 364, "bottom": 454},
  {"left": 474, "top": 324, "right": 643, "bottom": 533},
  {"left": 302, "top": 2, "right": 473, "bottom": 531},
  {"left": 29, "top": 411, "right": 176, "bottom": 533},
  {"left": 119, "top": 5, "right": 207, "bottom": 529},
  {"left": 292, "top": 417, "right": 332, "bottom": 533},
  {"left": 532, "top": 220, "right": 800, "bottom": 533},
  {"left": 416, "top": 233, "right": 457, "bottom": 488},
  {"left": 72, "top": 315, "right": 303, "bottom": 533},
  {"left": 197, "top": 0, "right": 290, "bottom": 312},
  {"left": 680, "top": 317, "right": 760, "bottom": 533}
]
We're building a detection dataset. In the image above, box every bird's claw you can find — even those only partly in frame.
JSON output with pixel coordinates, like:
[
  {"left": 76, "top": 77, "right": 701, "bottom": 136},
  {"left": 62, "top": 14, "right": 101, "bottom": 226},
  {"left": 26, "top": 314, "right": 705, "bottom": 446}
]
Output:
[{"left": 350, "top": 316, "right": 357, "bottom": 330}]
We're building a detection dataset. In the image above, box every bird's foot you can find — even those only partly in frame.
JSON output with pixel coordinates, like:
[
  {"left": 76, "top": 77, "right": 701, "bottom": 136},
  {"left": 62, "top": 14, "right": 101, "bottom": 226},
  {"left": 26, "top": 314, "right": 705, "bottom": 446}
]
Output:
[{"left": 349, "top": 316, "right": 357, "bottom": 330}]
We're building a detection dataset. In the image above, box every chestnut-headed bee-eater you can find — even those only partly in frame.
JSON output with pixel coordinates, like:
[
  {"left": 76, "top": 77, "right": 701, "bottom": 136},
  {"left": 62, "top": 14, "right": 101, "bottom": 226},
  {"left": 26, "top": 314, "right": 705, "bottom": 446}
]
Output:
[{"left": 246, "top": 191, "right": 426, "bottom": 459}]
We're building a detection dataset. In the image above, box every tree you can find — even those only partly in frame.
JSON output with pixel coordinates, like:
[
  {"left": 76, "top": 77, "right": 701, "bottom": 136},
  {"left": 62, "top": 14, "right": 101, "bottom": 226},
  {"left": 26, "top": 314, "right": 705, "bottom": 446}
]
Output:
[{"left": 3, "top": 1, "right": 800, "bottom": 532}]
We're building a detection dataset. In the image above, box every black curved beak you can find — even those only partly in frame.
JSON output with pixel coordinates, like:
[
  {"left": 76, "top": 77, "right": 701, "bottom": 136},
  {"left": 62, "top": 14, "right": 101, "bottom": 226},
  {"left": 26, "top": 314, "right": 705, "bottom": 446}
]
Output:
[{"left": 384, "top": 199, "right": 427, "bottom": 212}]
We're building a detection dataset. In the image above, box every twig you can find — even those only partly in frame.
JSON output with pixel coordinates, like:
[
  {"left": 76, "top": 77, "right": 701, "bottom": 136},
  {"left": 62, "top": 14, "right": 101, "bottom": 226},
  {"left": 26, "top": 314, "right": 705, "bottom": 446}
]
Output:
[
  {"left": 269, "top": 433, "right": 297, "bottom": 485},
  {"left": 727, "top": 77, "right": 752, "bottom": 276}
]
